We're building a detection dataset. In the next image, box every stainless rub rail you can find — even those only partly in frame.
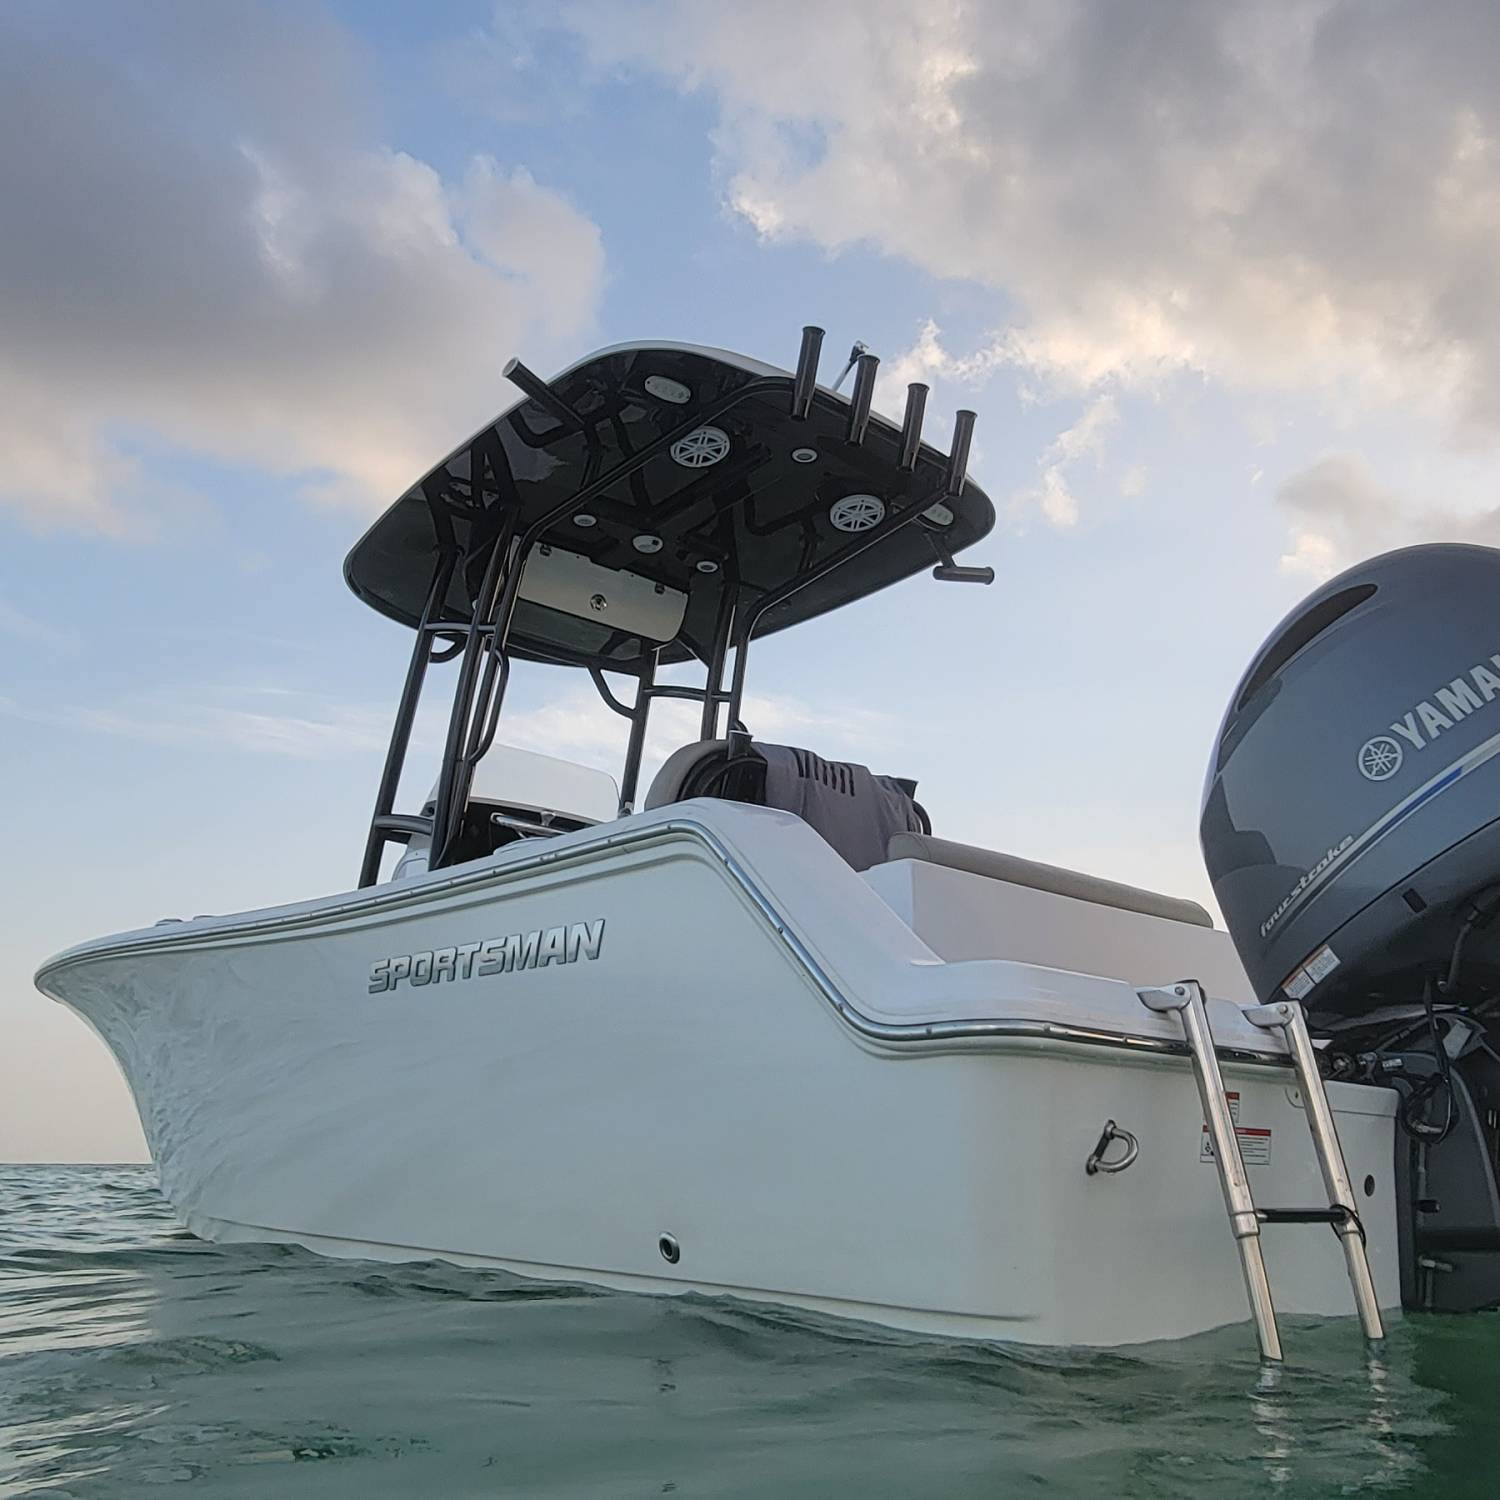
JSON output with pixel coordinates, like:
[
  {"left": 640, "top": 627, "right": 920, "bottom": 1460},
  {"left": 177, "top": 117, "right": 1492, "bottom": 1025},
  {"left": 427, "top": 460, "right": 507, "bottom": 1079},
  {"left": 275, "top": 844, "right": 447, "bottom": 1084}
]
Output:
[{"left": 36, "top": 814, "right": 1291, "bottom": 1066}]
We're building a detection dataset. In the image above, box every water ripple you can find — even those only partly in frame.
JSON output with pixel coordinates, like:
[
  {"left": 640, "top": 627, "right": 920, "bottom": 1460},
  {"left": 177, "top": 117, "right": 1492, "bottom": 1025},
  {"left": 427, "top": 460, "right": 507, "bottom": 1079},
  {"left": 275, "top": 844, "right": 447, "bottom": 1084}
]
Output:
[{"left": 1, "top": 1165, "right": 1494, "bottom": 1496}]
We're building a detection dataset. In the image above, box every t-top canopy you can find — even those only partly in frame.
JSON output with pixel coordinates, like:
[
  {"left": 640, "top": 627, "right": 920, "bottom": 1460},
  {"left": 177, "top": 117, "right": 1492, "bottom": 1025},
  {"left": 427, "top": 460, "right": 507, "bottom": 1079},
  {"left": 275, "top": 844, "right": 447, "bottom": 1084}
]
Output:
[{"left": 343, "top": 336, "right": 995, "bottom": 670}]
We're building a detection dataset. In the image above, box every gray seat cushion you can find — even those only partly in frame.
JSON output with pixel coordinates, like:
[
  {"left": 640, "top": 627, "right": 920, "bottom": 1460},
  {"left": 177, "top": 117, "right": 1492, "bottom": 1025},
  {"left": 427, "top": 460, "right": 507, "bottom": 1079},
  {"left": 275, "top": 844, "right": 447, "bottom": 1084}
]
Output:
[
  {"left": 886, "top": 832, "right": 1213, "bottom": 928},
  {"left": 644, "top": 739, "right": 729, "bottom": 811},
  {"left": 645, "top": 738, "right": 923, "bottom": 871}
]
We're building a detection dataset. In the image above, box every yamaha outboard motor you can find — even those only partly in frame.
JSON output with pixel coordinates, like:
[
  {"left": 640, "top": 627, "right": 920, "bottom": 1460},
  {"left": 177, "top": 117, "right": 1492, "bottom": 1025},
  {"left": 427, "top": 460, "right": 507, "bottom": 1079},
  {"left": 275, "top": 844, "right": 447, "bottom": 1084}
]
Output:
[{"left": 1203, "top": 542, "right": 1500, "bottom": 1312}]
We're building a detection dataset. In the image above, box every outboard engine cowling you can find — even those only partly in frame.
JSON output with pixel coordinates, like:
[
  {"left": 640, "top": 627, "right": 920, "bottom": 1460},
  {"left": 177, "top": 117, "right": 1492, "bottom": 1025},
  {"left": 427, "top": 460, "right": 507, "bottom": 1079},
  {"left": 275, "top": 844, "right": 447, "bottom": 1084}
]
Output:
[
  {"left": 1205, "top": 544, "right": 1500, "bottom": 1314},
  {"left": 1203, "top": 543, "right": 1500, "bottom": 1016}
]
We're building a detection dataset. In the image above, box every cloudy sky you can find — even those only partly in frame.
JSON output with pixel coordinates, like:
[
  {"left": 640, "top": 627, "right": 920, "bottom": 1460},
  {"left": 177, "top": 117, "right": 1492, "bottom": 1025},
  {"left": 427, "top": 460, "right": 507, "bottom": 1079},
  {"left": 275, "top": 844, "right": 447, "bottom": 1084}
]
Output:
[{"left": 6, "top": 0, "right": 1500, "bottom": 1160}]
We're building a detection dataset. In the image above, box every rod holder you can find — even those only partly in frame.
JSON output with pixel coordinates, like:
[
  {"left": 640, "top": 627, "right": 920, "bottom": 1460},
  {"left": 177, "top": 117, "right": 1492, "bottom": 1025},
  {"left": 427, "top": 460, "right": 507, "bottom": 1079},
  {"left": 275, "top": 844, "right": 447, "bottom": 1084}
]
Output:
[
  {"left": 791, "top": 325, "right": 825, "bottom": 420},
  {"left": 897, "top": 383, "right": 928, "bottom": 469},
  {"left": 844, "top": 353, "right": 879, "bottom": 445},
  {"left": 943, "top": 409, "right": 976, "bottom": 496},
  {"left": 503, "top": 357, "right": 583, "bottom": 431}
]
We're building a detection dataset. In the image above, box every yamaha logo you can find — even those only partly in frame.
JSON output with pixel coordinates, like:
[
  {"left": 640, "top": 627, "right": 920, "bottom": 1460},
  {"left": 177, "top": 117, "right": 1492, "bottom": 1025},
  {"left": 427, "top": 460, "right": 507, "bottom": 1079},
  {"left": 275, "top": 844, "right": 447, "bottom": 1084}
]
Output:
[
  {"left": 1355, "top": 650, "right": 1500, "bottom": 781},
  {"left": 1358, "top": 736, "right": 1403, "bottom": 781}
]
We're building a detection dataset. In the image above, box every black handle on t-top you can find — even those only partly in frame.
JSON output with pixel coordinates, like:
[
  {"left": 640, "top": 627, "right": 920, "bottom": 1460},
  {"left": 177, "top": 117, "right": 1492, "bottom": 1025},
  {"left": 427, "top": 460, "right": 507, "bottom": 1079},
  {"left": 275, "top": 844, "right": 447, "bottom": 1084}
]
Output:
[
  {"left": 791, "top": 325, "right": 825, "bottom": 420},
  {"left": 944, "top": 409, "right": 976, "bottom": 496},
  {"left": 844, "top": 353, "right": 879, "bottom": 445},
  {"left": 928, "top": 529, "right": 995, "bottom": 586},
  {"left": 898, "top": 383, "right": 928, "bottom": 469},
  {"left": 933, "top": 562, "right": 996, "bottom": 585},
  {"left": 503, "top": 357, "right": 584, "bottom": 431}
]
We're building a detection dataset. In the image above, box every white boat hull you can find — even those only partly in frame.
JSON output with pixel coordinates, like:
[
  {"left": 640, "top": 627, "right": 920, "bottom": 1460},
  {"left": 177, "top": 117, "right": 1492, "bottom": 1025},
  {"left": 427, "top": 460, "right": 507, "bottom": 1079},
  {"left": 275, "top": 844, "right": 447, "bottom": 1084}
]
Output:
[{"left": 37, "top": 802, "right": 1402, "bottom": 1348}]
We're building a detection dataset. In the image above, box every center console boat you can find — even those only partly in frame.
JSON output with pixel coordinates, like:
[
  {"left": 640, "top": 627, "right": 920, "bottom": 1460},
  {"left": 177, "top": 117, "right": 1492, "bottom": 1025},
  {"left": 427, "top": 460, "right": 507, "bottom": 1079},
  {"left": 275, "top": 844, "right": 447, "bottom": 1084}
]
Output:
[{"left": 39, "top": 326, "right": 1500, "bottom": 1357}]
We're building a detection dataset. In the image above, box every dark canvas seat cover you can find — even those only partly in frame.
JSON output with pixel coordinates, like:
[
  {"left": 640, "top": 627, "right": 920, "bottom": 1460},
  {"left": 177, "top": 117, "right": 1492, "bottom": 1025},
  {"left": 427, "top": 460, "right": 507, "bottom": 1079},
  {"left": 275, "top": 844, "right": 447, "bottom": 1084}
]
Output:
[
  {"left": 645, "top": 739, "right": 923, "bottom": 870},
  {"left": 758, "top": 745, "right": 923, "bottom": 872}
]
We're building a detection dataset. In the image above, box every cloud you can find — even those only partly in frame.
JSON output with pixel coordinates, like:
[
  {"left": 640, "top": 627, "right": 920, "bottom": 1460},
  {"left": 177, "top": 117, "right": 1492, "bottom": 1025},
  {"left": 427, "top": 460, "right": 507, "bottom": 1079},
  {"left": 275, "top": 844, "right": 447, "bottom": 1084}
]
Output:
[
  {"left": 498, "top": 681, "right": 903, "bottom": 794},
  {"left": 0, "top": 2, "right": 604, "bottom": 532},
  {"left": 0, "top": 598, "right": 75, "bottom": 649},
  {"left": 1276, "top": 451, "right": 1500, "bottom": 578},
  {"left": 0, "top": 686, "right": 397, "bottom": 759},
  {"left": 545, "top": 0, "right": 1500, "bottom": 435},
  {"left": 1013, "top": 395, "right": 1117, "bottom": 528},
  {"left": 0, "top": 675, "right": 898, "bottom": 810},
  {"left": 872, "top": 318, "right": 967, "bottom": 418}
]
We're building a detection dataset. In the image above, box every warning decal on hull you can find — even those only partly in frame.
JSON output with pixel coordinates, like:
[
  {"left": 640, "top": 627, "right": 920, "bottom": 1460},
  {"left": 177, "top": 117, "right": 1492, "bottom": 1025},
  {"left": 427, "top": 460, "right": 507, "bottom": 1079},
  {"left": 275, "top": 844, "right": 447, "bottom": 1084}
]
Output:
[
  {"left": 1199, "top": 1093, "right": 1273, "bottom": 1166},
  {"left": 1200, "top": 1126, "right": 1272, "bottom": 1167}
]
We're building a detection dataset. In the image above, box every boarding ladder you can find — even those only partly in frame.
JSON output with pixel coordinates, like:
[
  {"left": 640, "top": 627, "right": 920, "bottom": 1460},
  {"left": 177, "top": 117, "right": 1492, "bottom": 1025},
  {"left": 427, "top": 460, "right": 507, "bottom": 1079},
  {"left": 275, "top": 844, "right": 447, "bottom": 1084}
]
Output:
[{"left": 1138, "top": 981, "right": 1385, "bottom": 1363}]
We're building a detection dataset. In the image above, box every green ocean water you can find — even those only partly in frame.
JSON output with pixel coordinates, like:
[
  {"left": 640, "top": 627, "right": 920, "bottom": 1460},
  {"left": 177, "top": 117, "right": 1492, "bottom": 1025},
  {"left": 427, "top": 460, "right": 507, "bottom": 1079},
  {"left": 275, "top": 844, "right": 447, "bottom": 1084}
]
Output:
[{"left": 2, "top": 1165, "right": 1498, "bottom": 1498}]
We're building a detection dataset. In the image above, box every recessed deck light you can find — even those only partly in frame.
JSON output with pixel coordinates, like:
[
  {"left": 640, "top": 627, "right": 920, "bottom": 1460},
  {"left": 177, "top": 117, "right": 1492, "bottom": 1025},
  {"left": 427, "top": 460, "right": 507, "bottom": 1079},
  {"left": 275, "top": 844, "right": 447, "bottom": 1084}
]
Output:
[
  {"left": 633, "top": 534, "right": 664, "bottom": 554},
  {"left": 791, "top": 447, "right": 818, "bottom": 464},
  {"left": 695, "top": 559, "right": 720, "bottom": 574},
  {"left": 572, "top": 513, "right": 598, "bottom": 527},
  {"left": 645, "top": 374, "right": 692, "bottom": 404},
  {"left": 922, "top": 501, "right": 955, "bottom": 528}
]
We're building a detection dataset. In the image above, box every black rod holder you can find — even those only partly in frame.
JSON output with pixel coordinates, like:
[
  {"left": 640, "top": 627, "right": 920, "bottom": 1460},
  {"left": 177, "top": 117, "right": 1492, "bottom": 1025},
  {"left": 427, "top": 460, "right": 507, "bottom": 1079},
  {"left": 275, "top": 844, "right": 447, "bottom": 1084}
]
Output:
[
  {"left": 943, "top": 409, "right": 976, "bottom": 496},
  {"left": 791, "top": 325, "right": 824, "bottom": 419},
  {"left": 503, "top": 357, "right": 584, "bottom": 431},
  {"left": 897, "top": 382, "right": 928, "bottom": 469},
  {"left": 844, "top": 353, "right": 879, "bottom": 445}
]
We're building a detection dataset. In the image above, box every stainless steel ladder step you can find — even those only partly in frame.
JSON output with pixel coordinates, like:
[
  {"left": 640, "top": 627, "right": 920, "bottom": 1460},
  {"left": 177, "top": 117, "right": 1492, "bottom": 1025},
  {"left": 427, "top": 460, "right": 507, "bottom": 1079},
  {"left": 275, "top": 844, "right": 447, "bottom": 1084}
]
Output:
[{"left": 1140, "top": 980, "right": 1385, "bottom": 1363}]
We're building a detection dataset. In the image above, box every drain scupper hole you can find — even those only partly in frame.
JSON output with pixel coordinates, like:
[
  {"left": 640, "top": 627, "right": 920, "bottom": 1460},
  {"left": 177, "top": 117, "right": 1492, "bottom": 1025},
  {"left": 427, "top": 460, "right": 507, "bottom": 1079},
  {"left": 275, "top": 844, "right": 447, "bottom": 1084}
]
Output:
[{"left": 658, "top": 1233, "right": 681, "bottom": 1264}]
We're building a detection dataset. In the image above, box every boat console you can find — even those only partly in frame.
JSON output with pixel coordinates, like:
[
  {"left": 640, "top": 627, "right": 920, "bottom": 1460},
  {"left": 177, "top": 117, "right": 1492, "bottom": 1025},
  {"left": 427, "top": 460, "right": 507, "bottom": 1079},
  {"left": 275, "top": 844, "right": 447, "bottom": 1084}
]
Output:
[{"left": 393, "top": 745, "right": 619, "bottom": 879}]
